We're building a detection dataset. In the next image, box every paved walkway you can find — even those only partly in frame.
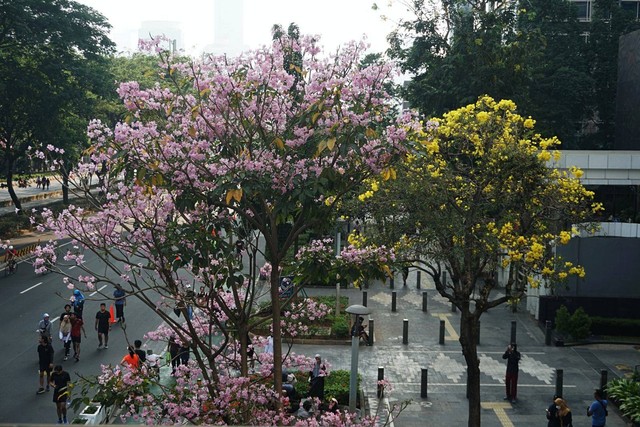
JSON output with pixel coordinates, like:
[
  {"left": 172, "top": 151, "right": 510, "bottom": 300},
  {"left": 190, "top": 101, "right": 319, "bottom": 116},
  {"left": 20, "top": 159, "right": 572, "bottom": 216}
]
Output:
[{"left": 298, "top": 274, "right": 640, "bottom": 426}]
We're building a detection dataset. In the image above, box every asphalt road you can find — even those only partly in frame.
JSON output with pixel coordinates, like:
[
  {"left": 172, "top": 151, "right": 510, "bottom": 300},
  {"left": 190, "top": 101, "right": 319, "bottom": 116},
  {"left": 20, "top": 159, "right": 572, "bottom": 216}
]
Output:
[{"left": 0, "top": 244, "right": 164, "bottom": 424}]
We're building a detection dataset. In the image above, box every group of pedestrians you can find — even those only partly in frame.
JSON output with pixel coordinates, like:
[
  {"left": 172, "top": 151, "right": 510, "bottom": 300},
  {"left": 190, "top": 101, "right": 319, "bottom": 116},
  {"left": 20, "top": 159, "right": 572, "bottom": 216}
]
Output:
[
  {"left": 35, "top": 176, "right": 51, "bottom": 190},
  {"left": 545, "top": 389, "right": 609, "bottom": 427},
  {"left": 35, "top": 287, "right": 132, "bottom": 423}
]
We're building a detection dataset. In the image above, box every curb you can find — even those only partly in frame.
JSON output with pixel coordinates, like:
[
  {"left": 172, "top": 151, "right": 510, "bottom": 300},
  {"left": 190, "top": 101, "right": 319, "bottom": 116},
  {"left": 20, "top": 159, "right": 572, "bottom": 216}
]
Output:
[{"left": 0, "top": 190, "right": 63, "bottom": 208}]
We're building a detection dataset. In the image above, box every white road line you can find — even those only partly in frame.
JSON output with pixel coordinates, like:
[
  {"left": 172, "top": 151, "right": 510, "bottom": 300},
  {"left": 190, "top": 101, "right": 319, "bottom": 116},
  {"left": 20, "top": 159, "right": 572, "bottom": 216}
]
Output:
[
  {"left": 68, "top": 266, "right": 76, "bottom": 270},
  {"left": 90, "top": 285, "right": 108, "bottom": 296},
  {"left": 20, "top": 282, "right": 43, "bottom": 294}
]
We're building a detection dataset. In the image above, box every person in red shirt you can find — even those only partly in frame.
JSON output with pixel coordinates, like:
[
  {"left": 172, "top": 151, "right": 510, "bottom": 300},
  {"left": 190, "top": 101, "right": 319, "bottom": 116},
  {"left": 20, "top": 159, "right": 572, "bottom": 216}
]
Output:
[
  {"left": 121, "top": 346, "right": 140, "bottom": 370},
  {"left": 69, "top": 313, "right": 86, "bottom": 362}
]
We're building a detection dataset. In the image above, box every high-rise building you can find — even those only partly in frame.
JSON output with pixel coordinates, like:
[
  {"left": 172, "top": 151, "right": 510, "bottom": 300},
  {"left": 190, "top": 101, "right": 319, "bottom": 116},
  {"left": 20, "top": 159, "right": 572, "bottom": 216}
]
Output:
[
  {"left": 571, "top": 0, "right": 640, "bottom": 21},
  {"left": 207, "top": 0, "right": 245, "bottom": 55}
]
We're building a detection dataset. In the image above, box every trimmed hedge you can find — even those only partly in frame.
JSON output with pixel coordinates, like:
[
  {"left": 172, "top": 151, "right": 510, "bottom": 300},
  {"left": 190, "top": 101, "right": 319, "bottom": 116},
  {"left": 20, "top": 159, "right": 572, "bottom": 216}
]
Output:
[
  {"left": 293, "top": 369, "right": 359, "bottom": 405},
  {"left": 591, "top": 317, "right": 640, "bottom": 337}
]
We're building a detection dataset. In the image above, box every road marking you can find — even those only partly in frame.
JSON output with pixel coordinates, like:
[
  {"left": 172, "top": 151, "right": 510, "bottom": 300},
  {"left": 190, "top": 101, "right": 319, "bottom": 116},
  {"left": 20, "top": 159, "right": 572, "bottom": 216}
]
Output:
[
  {"left": 68, "top": 266, "right": 76, "bottom": 270},
  {"left": 431, "top": 313, "right": 459, "bottom": 340},
  {"left": 481, "top": 402, "right": 514, "bottom": 427},
  {"left": 90, "top": 285, "right": 108, "bottom": 296},
  {"left": 20, "top": 282, "right": 43, "bottom": 294}
]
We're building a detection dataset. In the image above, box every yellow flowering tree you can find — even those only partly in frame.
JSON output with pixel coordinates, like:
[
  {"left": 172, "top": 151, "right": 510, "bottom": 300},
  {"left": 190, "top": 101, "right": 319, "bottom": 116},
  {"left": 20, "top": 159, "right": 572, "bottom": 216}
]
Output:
[{"left": 362, "top": 96, "right": 601, "bottom": 426}]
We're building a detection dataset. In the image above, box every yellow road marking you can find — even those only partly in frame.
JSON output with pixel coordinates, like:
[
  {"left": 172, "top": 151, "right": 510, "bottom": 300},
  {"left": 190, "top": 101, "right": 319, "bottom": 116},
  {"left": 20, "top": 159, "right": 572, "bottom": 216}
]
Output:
[
  {"left": 431, "top": 313, "right": 459, "bottom": 341},
  {"left": 481, "top": 402, "right": 514, "bottom": 427}
]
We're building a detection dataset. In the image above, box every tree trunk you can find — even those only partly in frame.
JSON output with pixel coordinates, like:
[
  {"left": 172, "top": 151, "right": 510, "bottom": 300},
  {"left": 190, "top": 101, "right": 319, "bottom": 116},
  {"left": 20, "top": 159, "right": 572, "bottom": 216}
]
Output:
[
  {"left": 269, "top": 261, "right": 283, "bottom": 412},
  {"left": 4, "top": 152, "right": 22, "bottom": 213},
  {"left": 62, "top": 170, "right": 69, "bottom": 205},
  {"left": 460, "top": 307, "right": 482, "bottom": 427}
]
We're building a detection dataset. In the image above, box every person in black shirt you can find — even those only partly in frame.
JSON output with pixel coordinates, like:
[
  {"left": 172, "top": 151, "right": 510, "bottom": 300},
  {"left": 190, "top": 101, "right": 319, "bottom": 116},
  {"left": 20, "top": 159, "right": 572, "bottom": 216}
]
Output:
[
  {"left": 134, "top": 340, "right": 146, "bottom": 363},
  {"left": 502, "top": 343, "right": 521, "bottom": 403},
  {"left": 50, "top": 365, "right": 71, "bottom": 424},
  {"left": 59, "top": 304, "right": 73, "bottom": 323},
  {"left": 94, "top": 303, "right": 111, "bottom": 349},
  {"left": 37, "top": 336, "right": 54, "bottom": 394}
]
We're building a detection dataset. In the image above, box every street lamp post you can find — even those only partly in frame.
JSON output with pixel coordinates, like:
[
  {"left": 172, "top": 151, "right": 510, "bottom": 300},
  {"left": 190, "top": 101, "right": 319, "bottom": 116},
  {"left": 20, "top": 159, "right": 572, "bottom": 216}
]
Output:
[
  {"left": 335, "top": 219, "right": 346, "bottom": 315},
  {"left": 346, "top": 304, "right": 371, "bottom": 414}
]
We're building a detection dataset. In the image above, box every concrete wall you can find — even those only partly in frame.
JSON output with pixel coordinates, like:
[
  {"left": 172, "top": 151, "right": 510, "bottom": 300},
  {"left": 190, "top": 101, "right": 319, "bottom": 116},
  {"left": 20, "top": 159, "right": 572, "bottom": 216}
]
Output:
[{"left": 555, "top": 236, "right": 640, "bottom": 298}]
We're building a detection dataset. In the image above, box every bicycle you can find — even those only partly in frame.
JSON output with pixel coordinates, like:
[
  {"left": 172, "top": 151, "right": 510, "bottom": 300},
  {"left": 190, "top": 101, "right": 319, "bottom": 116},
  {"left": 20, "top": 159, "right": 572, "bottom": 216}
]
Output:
[{"left": 4, "top": 258, "right": 17, "bottom": 276}]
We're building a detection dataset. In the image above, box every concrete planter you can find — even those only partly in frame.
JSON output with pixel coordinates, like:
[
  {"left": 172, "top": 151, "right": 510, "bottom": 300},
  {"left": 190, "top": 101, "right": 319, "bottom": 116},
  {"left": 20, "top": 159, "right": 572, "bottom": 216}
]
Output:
[{"left": 78, "top": 403, "right": 106, "bottom": 425}]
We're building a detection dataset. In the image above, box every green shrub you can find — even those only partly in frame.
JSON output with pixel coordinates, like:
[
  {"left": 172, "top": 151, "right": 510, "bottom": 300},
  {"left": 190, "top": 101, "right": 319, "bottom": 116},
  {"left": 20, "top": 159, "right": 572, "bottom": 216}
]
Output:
[
  {"left": 570, "top": 307, "right": 591, "bottom": 340},
  {"left": 288, "top": 369, "right": 358, "bottom": 404},
  {"left": 554, "top": 305, "right": 572, "bottom": 336},
  {"left": 591, "top": 317, "right": 640, "bottom": 337},
  {"left": 607, "top": 378, "right": 640, "bottom": 423},
  {"left": 324, "top": 370, "right": 359, "bottom": 405},
  {"left": 554, "top": 305, "right": 591, "bottom": 340},
  {"left": 332, "top": 316, "right": 349, "bottom": 338}
]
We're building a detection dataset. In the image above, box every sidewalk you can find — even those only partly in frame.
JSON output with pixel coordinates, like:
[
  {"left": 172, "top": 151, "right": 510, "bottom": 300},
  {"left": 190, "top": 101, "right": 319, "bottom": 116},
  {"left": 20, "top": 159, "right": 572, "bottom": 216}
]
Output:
[{"left": 297, "top": 273, "right": 640, "bottom": 426}]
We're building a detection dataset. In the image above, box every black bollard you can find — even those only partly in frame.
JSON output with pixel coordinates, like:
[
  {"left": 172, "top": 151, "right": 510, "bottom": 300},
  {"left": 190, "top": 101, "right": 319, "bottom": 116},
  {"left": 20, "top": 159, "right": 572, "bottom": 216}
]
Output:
[
  {"left": 390, "top": 277, "right": 394, "bottom": 289},
  {"left": 545, "top": 320, "right": 552, "bottom": 346},
  {"left": 363, "top": 290, "right": 368, "bottom": 307},
  {"left": 422, "top": 291, "right": 428, "bottom": 312},
  {"left": 368, "top": 318, "right": 374, "bottom": 346},
  {"left": 555, "top": 369, "right": 563, "bottom": 398},
  {"left": 392, "top": 291, "right": 397, "bottom": 312},
  {"left": 377, "top": 367, "right": 385, "bottom": 398},
  {"left": 403, "top": 319, "right": 409, "bottom": 345},
  {"left": 420, "top": 368, "right": 428, "bottom": 398},
  {"left": 416, "top": 271, "right": 421, "bottom": 289},
  {"left": 600, "top": 369, "right": 608, "bottom": 396},
  {"left": 510, "top": 320, "right": 517, "bottom": 344},
  {"left": 439, "top": 320, "right": 445, "bottom": 344}
]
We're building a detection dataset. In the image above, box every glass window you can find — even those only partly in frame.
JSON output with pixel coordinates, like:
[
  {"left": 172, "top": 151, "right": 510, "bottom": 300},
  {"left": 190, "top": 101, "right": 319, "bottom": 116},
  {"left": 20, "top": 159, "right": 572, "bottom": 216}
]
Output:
[
  {"left": 574, "top": 1, "right": 592, "bottom": 21},
  {"left": 620, "top": 1, "right": 639, "bottom": 19}
]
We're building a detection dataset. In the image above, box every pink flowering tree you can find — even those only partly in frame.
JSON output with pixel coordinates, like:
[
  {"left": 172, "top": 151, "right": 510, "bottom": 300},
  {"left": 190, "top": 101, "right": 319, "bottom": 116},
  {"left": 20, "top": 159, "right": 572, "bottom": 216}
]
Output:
[
  {"left": 288, "top": 238, "right": 395, "bottom": 290},
  {"left": 35, "top": 29, "right": 416, "bottom": 423}
]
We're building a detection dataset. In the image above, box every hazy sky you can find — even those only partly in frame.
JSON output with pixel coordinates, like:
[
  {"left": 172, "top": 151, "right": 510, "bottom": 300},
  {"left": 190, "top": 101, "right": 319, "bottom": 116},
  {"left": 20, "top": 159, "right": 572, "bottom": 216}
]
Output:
[{"left": 76, "top": 0, "right": 405, "bottom": 56}]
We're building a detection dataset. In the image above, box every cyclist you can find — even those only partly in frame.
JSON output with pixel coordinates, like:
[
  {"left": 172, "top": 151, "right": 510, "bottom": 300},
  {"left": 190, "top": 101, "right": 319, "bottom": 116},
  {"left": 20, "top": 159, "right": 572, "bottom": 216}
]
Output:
[{"left": 5, "top": 245, "right": 18, "bottom": 273}]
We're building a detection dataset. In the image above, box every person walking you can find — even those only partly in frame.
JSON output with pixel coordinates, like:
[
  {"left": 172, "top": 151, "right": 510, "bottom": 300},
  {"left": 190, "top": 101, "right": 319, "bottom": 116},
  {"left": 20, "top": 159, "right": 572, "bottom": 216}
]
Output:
[
  {"left": 37, "top": 313, "right": 53, "bottom": 348},
  {"left": 168, "top": 336, "right": 180, "bottom": 375},
  {"left": 113, "top": 287, "right": 126, "bottom": 323},
  {"left": 49, "top": 364, "right": 71, "bottom": 424},
  {"left": 58, "top": 314, "right": 72, "bottom": 361},
  {"left": 58, "top": 304, "right": 73, "bottom": 324},
  {"left": 547, "top": 394, "right": 562, "bottom": 427},
  {"left": 37, "top": 336, "right": 55, "bottom": 394},
  {"left": 587, "top": 389, "right": 608, "bottom": 427},
  {"left": 502, "top": 342, "right": 521, "bottom": 403},
  {"left": 120, "top": 346, "right": 140, "bottom": 370},
  {"left": 71, "top": 290, "right": 85, "bottom": 319},
  {"left": 554, "top": 397, "right": 573, "bottom": 427},
  {"left": 133, "top": 340, "right": 146, "bottom": 363},
  {"left": 94, "top": 303, "right": 111, "bottom": 349},
  {"left": 69, "top": 313, "right": 86, "bottom": 362}
]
